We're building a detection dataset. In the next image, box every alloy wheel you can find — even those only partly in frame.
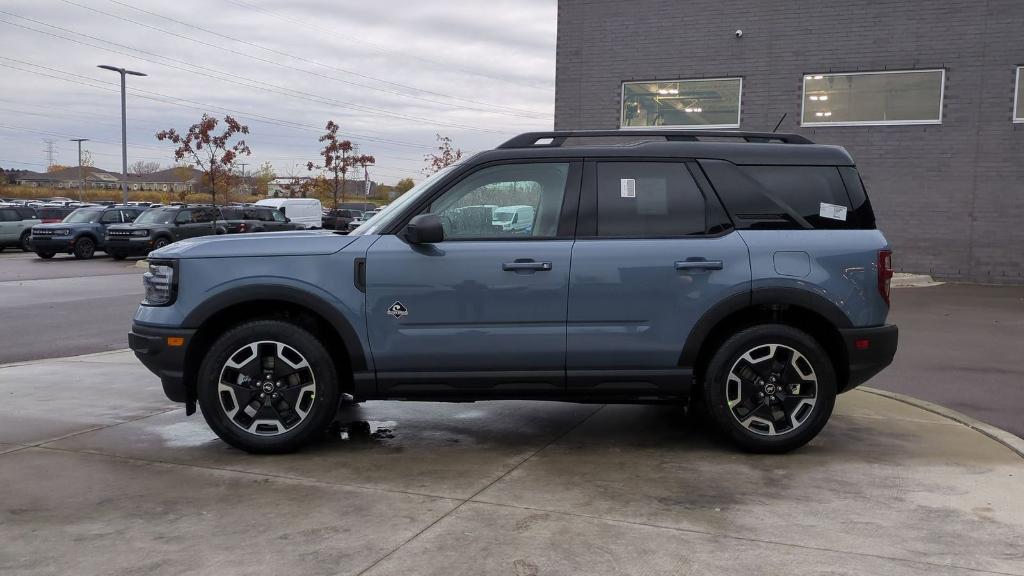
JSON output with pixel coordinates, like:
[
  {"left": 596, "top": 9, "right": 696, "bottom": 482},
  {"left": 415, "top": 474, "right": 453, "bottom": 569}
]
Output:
[
  {"left": 725, "top": 343, "right": 818, "bottom": 436},
  {"left": 217, "top": 341, "right": 317, "bottom": 436}
]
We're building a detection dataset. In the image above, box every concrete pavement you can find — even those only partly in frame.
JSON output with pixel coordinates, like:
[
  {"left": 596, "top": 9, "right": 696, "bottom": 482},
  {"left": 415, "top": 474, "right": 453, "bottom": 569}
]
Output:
[{"left": 1, "top": 350, "right": 1022, "bottom": 576}]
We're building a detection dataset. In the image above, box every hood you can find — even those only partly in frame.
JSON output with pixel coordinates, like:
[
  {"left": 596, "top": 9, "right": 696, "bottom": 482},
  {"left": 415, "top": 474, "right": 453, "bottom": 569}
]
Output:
[
  {"left": 32, "top": 222, "right": 90, "bottom": 230},
  {"left": 150, "top": 230, "right": 357, "bottom": 259}
]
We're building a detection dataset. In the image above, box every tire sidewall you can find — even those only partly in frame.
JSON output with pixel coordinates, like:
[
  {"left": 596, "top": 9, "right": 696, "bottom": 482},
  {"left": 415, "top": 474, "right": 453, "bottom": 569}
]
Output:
[
  {"left": 197, "top": 320, "right": 340, "bottom": 453},
  {"left": 73, "top": 237, "right": 95, "bottom": 259},
  {"left": 152, "top": 237, "right": 169, "bottom": 251},
  {"left": 20, "top": 231, "right": 31, "bottom": 252},
  {"left": 704, "top": 324, "right": 837, "bottom": 453}
]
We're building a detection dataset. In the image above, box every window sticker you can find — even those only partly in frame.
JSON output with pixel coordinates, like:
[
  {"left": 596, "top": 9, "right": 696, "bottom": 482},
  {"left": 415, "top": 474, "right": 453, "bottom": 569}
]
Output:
[
  {"left": 620, "top": 178, "right": 636, "bottom": 198},
  {"left": 819, "top": 202, "right": 848, "bottom": 221}
]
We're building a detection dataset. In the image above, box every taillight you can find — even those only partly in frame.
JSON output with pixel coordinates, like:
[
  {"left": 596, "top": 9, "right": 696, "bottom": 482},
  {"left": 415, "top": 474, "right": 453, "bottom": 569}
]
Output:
[
  {"left": 238, "top": 223, "right": 247, "bottom": 232},
  {"left": 878, "top": 250, "right": 893, "bottom": 306}
]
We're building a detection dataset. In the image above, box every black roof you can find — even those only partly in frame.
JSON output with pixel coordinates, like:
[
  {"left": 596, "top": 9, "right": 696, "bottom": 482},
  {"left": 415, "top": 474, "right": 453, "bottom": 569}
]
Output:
[{"left": 478, "top": 130, "right": 854, "bottom": 166}]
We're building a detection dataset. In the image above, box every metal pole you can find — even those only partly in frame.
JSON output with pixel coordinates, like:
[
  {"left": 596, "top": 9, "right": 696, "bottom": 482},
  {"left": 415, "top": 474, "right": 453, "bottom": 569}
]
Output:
[
  {"left": 69, "top": 138, "right": 88, "bottom": 202},
  {"left": 120, "top": 71, "right": 128, "bottom": 205}
]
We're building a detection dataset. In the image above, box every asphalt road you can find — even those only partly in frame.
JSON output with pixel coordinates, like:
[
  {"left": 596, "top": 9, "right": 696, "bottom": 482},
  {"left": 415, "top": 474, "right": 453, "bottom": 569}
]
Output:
[
  {"left": 1, "top": 248, "right": 1021, "bottom": 438},
  {"left": 0, "top": 251, "right": 143, "bottom": 364}
]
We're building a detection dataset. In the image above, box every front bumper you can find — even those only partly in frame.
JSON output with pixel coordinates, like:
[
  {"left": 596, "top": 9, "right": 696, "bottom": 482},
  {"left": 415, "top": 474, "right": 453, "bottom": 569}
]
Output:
[
  {"left": 129, "top": 322, "right": 196, "bottom": 403},
  {"left": 106, "top": 236, "right": 156, "bottom": 255},
  {"left": 29, "top": 236, "right": 76, "bottom": 253},
  {"left": 839, "top": 324, "right": 898, "bottom": 392}
]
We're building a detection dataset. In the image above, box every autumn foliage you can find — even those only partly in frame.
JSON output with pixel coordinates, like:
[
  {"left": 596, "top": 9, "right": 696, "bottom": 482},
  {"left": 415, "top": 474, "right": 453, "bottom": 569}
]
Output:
[{"left": 156, "top": 114, "right": 251, "bottom": 205}]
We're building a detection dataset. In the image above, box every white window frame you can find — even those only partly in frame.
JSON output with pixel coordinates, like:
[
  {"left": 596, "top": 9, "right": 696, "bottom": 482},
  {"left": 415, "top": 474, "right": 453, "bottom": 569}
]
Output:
[
  {"left": 1014, "top": 66, "right": 1023, "bottom": 123},
  {"left": 800, "top": 69, "right": 945, "bottom": 127},
  {"left": 620, "top": 77, "right": 743, "bottom": 130}
]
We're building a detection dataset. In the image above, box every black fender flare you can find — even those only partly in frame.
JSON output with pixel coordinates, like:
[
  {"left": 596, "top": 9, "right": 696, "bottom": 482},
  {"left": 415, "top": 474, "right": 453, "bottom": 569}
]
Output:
[
  {"left": 181, "top": 284, "right": 367, "bottom": 371},
  {"left": 679, "top": 287, "right": 852, "bottom": 366}
]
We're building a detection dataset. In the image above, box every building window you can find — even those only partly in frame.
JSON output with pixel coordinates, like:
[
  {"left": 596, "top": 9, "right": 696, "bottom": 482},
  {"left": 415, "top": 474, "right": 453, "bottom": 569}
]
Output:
[
  {"left": 1015, "top": 67, "right": 1023, "bottom": 123},
  {"left": 802, "top": 69, "right": 944, "bottom": 126},
  {"left": 621, "top": 78, "right": 742, "bottom": 129}
]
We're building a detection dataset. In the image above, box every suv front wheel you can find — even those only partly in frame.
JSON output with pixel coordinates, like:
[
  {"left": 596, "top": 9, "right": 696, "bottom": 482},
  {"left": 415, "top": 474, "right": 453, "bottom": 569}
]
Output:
[
  {"left": 197, "top": 320, "right": 341, "bottom": 453},
  {"left": 703, "top": 324, "right": 836, "bottom": 454}
]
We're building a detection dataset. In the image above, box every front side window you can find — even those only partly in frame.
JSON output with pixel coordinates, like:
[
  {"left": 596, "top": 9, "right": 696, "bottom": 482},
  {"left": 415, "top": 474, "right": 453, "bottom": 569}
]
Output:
[
  {"left": 64, "top": 209, "right": 102, "bottom": 223},
  {"left": 175, "top": 209, "right": 195, "bottom": 224},
  {"left": 100, "top": 211, "right": 122, "bottom": 224},
  {"left": 802, "top": 70, "right": 944, "bottom": 126},
  {"left": 595, "top": 162, "right": 706, "bottom": 237},
  {"left": 622, "top": 78, "right": 742, "bottom": 129},
  {"left": 271, "top": 210, "right": 286, "bottom": 222},
  {"left": 136, "top": 208, "right": 177, "bottom": 225},
  {"left": 427, "top": 163, "right": 569, "bottom": 239},
  {"left": 1015, "top": 66, "right": 1023, "bottom": 123}
]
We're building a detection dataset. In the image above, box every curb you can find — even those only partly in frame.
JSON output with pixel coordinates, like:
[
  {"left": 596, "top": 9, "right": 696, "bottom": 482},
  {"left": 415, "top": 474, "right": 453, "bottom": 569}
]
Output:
[
  {"left": 891, "top": 273, "right": 944, "bottom": 288},
  {"left": 0, "top": 348, "right": 131, "bottom": 370},
  {"left": 861, "top": 386, "right": 1024, "bottom": 460}
]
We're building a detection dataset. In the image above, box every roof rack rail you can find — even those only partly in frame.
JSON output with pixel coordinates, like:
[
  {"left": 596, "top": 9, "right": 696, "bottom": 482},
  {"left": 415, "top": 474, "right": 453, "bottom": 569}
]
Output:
[{"left": 497, "top": 130, "right": 814, "bottom": 149}]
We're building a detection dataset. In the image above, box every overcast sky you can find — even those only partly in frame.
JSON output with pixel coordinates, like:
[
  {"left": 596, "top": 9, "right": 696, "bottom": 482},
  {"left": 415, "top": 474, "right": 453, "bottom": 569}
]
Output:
[{"left": 0, "top": 0, "right": 556, "bottom": 184}]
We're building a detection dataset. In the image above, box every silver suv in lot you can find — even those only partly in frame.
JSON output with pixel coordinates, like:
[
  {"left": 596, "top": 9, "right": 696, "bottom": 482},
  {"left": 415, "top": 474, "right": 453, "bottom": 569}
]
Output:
[
  {"left": 129, "top": 130, "right": 898, "bottom": 455},
  {"left": 0, "top": 205, "right": 40, "bottom": 252}
]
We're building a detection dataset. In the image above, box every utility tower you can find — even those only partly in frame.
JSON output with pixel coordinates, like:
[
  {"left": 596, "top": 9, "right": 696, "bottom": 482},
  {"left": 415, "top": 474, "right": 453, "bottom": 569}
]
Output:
[{"left": 42, "top": 139, "right": 57, "bottom": 169}]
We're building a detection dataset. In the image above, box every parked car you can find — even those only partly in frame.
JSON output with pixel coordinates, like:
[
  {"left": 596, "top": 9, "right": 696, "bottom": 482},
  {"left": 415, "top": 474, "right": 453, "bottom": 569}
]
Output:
[
  {"left": 30, "top": 205, "right": 143, "bottom": 259},
  {"left": 220, "top": 206, "right": 298, "bottom": 234},
  {"left": 128, "top": 129, "right": 898, "bottom": 454},
  {"left": 255, "top": 198, "right": 322, "bottom": 229},
  {"left": 0, "top": 205, "right": 41, "bottom": 252},
  {"left": 35, "top": 206, "right": 77, "bottom": 223},
  {"left": 105, "top": 205, "right": 223, "bottom": 259},
  {"left": 322, "top": 209, "right": 362, "bottom": 231},
  {"left": 345, "top": 210, "right": 379, "bottom": 232}
]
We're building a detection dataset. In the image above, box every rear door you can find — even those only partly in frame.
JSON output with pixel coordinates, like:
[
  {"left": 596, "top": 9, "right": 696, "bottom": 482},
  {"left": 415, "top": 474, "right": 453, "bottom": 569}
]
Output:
[
  {"left": 566, "top": 160, "right": 750, "bottom": 393},
  {"left": 365, "top": 160, "right": 581, "bottom": 395},
  {"left": 0, "top": 208, "right": 17, "bottom": 242}
]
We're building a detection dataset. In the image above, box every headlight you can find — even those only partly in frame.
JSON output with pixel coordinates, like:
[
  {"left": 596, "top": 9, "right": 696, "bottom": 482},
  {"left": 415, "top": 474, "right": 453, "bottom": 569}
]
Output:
[
  {"left": 142, "top": 260, "right": 177, "bottom": 306},
  {"left": 56, "top": 229, "right": 72, "bottom": 236},
  {"left": 131, "top": 229, "right": 149, "bottom": 237}
]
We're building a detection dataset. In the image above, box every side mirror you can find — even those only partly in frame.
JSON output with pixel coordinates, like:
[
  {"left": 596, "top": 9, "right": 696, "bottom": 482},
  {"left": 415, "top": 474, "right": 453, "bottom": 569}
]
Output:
[
  {"left": 402, "top": 213, "right": 444, "bottom": 244},
  {"left": 285, "top": 217, "right": 291, "bottom": 223}
]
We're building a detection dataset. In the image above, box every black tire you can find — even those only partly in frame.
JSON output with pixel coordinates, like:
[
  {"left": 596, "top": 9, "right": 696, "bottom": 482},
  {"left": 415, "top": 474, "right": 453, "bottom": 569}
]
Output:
[
  {"left": 703, "top": 324, "right": 836, "bottom": 454},
  {"left": 19, "top": 231, "right": 31, "bottom": 252},
  {"left": 197, "top": 319, "right": 341, "bottom": 454},
  {"left": 109, "top": 251, "right": 127, "bottom": 260},
  {"left": 151, "top": 237, "right": 170, "bottom": 252},
  {"left": 35, "top": 251, "right": 55, "bottom": 259},
  {"left": 72, "top": 237, "right": 95, "bottom": 260}
]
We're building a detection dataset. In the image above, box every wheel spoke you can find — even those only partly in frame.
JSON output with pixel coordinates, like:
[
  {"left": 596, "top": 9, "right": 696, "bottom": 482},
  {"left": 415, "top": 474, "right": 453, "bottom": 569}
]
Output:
[{"left": 727, "top": 342, "right": 818, "bottom": 437}]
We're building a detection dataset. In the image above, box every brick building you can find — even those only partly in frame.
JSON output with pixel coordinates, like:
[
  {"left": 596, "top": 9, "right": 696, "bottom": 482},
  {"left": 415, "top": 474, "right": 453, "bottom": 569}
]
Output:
[{"left": 555, "top": 0, "right": 1024, "bottom": 282}]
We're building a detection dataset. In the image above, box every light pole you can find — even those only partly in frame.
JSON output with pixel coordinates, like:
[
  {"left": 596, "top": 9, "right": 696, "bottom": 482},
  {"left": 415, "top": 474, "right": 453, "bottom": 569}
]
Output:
[
  {"left": 97, "top": 65, "right": 146, "bottom": 205},
  {"left": 69, "top": 138, "right": 88, "bottom": 202}
]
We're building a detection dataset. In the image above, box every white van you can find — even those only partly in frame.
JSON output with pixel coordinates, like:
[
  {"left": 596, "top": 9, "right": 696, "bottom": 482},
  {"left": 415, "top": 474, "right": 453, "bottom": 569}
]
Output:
[
  {"left": 492, "top": 205, "right": 535, "bottom": 234},
  {"left": 255, "top": 198, "right": 323, "bottom": 229}
]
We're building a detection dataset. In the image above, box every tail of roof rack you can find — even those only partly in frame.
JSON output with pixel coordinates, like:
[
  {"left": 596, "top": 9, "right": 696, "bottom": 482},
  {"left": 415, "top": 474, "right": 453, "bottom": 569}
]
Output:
[{"left": 498, "top": 130, "right": 814, "bottom": 149}]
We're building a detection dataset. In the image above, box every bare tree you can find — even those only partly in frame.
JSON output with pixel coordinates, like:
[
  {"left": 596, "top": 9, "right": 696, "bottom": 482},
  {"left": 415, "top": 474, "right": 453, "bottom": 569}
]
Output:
[
  {"left": 424, "top": 133, "right": 462, "bottom": 174},
  {"left": 129, "top": 160, "right": 161, "bottom": 176},
  {"left": 156, "top": 114, "right": 251, "bottom": 205}
]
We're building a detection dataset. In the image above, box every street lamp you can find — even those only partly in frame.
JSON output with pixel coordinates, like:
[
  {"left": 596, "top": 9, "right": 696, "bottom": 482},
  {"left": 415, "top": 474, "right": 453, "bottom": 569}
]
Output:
[
  {"left": 98, "top": 65, "right": 146, "bottom": 205},
  {"left": 69, "top": 138, "right": 88, "bottom": 202}
]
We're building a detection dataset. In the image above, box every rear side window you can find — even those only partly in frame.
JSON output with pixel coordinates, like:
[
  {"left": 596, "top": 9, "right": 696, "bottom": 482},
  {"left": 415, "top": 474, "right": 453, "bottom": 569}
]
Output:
[
  {"left": 16, "top": 207, "right": 37, "bottom": 219},
  {"left": 0, "top": 208, "right": 17, "bottom": 221},
  {"left": 220, "top": 207, "right": 242, "bottom": 219},
  {"left": 596, "top": 162, "right": 706, "bottom": 237},
  {"left": 699, "top": 161, "right": 875, "bottom": 230}
]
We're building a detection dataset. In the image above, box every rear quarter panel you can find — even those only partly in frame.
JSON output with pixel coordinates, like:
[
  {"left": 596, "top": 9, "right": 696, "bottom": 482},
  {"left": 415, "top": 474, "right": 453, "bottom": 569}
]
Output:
[{"left": 739, "top": 229, "right": 890, "bottom": 327}]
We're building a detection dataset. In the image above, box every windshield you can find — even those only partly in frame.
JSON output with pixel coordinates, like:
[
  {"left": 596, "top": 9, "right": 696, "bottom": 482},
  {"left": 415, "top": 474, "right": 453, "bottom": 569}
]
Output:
[
  {"left": 492, "top": 210, "right": 515, "bottom": 223},
  {"left": 351, "top": 164, "right": 460, "bottom": 235},
  {"left": 134, "top": 208, "right": 177, "bottom": 225},
  {"left": 64, "top": 209, "right": 102, "bottom": 224}
]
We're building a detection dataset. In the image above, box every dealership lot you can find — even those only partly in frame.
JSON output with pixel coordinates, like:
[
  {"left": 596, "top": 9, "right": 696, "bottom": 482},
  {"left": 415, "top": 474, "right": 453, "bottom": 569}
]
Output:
[
  {"left": 0, "top": 255, "right": 1023, "bottom": 574},
  {"left": 0, "top": 349, "right": 1022, "bottom": 575}
]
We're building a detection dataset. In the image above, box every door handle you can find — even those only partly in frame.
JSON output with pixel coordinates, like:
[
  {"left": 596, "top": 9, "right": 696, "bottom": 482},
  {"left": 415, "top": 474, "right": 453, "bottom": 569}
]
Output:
[
  {"left": 502, "top": 260, "right": 552, "bottom": 272},
  {"left": 675, "top": 259, "right": 723, "bottom": 271}
]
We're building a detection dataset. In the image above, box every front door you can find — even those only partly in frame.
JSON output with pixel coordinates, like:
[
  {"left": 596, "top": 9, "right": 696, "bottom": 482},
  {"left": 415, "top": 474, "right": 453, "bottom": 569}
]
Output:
[
  {"left": 566, "top": 160, "right": 751, "bottom": 393},
  {"left": 366, "top": 161, "right": 580, "bottom": 396}
]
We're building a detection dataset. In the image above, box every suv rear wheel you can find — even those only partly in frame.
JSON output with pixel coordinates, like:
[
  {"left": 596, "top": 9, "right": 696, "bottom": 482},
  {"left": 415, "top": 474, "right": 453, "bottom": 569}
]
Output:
[
  {"left": 703, "top": 324, "right": 836, "bottom": 453},
  {"left": 19, "top": 231, "right": 31, "bottom": 252},
  {"left": 197, "top": 320, "right": 340, "bottom": 453}
]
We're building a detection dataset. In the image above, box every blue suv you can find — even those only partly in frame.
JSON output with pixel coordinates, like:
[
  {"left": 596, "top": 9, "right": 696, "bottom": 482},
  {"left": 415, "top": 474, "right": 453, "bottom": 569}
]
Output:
[
  {"left": 30, "top": 205, "right": 143, "bottom": 259},
  {"left": 129, "top": 130, "right": 898, "bottom": 454}
]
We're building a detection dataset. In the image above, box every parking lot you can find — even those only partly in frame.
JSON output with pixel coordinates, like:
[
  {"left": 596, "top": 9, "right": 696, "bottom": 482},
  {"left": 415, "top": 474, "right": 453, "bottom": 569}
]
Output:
[{"left": 1, "top": 252, "right": 1023, "bottom": 575}]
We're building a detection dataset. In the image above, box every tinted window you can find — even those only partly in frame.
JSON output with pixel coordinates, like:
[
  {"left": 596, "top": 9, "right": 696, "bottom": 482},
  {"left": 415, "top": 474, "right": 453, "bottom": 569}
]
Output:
[
  {"left": 175, "top": 209, "right": 194, "bottom": 224},
  {"left": 428, "top": 162, "right": 569, "bottom": 239},
  {"left": 596, "top": 162, "right": 706, "bottom": 237},
  {"left": 123, "top": 209, "right": 141, "bottom": 222},
  {"left": 740, "top": 166, "right": 855, "bottom": 230},
  {"left": 257, "top": 209, "right": 275, "bottom": 222},
  {"left": 0, "top": 208, "right": 17, "bottom": 221},
  {"left": 220, "top": 207, "right": 243, "bottom": 219},
  {"left": 100, "top": 210, "right": 122, "bottom": 223},
  {"left": 15, "top": 207, "right": 37, "bottom": 219},
  {"left": 271, "top": 210, "right": 286, "bottom": 222},
  {"left": 193, "top": 208, "right": 218, "bottom": 223}
]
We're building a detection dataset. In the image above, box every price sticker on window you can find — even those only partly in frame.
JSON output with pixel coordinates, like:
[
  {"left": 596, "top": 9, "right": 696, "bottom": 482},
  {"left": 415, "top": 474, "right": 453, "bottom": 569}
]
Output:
[
  {"left": 620, "top": 178, "right": 636, "bottom": 198},
  {"left": 819, "top": 202, "right": 848, "bottom": 221}
]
